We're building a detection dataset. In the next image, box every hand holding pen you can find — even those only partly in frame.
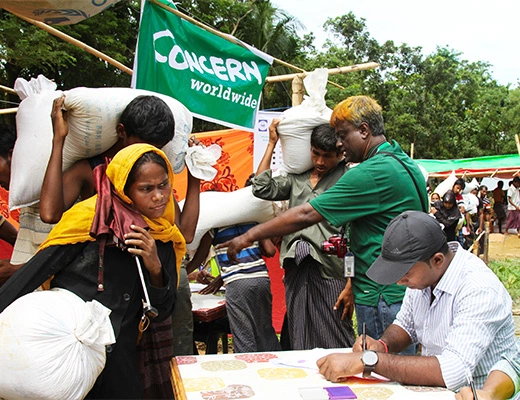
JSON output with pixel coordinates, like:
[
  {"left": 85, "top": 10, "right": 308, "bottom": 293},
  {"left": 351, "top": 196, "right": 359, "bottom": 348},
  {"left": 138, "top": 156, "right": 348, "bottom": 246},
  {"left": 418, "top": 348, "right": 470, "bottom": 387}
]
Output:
[
  {"left": 455, "top": 368, "right": 479, "bottom": 400},
  {"left": 352, "top": 323, "right": 378, "bottom": 352}
]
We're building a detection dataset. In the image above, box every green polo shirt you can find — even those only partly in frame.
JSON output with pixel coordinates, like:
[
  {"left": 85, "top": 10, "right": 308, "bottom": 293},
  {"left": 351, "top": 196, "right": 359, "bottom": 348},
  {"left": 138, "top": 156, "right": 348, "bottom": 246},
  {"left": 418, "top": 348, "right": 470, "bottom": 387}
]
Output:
[{"left": 310, "top": 141, "right": 428, "bottom": 307}]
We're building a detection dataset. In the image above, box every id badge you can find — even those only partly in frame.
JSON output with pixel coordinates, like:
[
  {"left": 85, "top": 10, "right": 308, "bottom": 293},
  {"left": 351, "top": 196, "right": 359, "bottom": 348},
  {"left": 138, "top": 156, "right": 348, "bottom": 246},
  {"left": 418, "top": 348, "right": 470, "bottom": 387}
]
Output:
[{"left": 344, "top": 252, "right": 355, "bottom": 277}]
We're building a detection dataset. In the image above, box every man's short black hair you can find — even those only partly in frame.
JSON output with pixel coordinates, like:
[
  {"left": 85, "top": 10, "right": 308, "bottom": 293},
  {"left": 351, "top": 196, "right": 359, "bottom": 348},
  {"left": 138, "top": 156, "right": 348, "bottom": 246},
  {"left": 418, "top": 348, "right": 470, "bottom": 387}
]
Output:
[
  {"left": 310, "top": 124, "right": 339, "bottom": 153},
  {"left": 0, "top": 122, "right": 16, "bottom": 158},
  {"left": 119, "top": 95, "right": 175, "bottom": 148}
]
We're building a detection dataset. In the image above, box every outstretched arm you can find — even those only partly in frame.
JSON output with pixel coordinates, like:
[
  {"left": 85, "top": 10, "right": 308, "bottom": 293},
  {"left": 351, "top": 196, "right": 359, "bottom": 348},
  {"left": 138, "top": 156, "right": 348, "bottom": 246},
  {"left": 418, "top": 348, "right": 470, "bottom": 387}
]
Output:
[{"left": 221, "top": 203, "right": 324, "bottom": 262}]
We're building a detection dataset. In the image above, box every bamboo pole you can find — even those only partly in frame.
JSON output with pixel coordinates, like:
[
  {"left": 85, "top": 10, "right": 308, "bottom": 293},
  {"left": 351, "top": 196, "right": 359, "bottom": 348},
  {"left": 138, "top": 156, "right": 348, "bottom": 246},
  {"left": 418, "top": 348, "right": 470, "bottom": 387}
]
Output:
[
  {"left": 515, "top": 134, "right": 520, "bottom": 156},
  {"left": 410, "top": 143, "right": 415, "bottom": 159},
  {"left": 8, "top": 1, "right": 374, "bottom": 91},
  {"left": 11, "top": 12, "right": 133, "bottom": 75},
  {"left": 0, "top": 85, "right": 16, "bottom": 95},
  {"left": 148, "top": 0, "right": 349, "bottom": 89},
  {"left": 427, "top": 169, "right": 520, "bottom": 179},
  {"left": 483, "top": 218, "right": 489, "bottom": 264},
  {"left": 291, "top": 75, "right": 304, "bottom": 106},
  {"left": 149, "top": 0, "right": 297, "bottom": 71},
  {"left": 0, "top": 108, "right": 18, "bottom": 115},
  {"left": 265, "top": 62, "right": 380, "bottom": 83}
]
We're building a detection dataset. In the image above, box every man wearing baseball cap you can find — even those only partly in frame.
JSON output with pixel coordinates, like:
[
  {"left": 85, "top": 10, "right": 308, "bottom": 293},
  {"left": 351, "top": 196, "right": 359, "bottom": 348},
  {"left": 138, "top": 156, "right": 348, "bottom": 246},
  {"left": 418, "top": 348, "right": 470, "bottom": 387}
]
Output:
[{"left": 317, "top": 211, "right": 515, "bottom": 392}]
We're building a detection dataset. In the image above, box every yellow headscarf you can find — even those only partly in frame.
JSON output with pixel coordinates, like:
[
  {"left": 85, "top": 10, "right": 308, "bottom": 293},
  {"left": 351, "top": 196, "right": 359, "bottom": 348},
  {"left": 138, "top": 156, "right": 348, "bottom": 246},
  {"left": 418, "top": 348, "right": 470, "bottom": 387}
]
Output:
[{"left": 39, "top": 143, "right": 186, "bottom": 276}]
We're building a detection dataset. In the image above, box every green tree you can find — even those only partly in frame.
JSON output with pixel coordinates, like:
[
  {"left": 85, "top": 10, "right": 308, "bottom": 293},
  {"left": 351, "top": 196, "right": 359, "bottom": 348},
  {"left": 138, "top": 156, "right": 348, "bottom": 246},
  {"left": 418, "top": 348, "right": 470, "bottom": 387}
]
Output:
[{"left": 0, "top": 1, "right": 139, "bottom": 92}]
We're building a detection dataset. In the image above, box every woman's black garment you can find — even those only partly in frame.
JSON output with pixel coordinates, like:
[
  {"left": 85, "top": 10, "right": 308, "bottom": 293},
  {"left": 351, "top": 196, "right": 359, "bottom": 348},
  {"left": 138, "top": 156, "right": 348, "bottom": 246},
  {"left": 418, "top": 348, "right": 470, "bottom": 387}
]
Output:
[
  {"left": 432, "top": 200, "right": 461, "bottom": 242},
  {"left": 0, "top": 240, "right": 177, "bottom": 399}
]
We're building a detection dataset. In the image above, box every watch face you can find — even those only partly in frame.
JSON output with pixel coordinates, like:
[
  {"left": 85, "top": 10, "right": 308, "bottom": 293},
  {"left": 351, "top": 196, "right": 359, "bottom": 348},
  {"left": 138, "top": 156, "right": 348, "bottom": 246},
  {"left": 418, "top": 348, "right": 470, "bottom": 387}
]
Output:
[{"left": 362, "top": 351, "right": 378, "bottom": 366}]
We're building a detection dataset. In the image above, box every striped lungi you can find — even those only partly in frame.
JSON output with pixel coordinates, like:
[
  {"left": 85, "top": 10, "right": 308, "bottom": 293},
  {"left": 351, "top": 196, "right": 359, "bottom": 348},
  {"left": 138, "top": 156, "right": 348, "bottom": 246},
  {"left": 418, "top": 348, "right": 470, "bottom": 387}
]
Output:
[{"left": 283, "top": 257, "right": 355, "bottom": 350}]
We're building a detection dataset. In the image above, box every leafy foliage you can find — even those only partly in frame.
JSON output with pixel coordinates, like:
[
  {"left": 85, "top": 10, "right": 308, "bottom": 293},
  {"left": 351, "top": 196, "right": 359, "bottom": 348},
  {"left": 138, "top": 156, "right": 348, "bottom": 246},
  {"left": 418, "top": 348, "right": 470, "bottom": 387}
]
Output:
[
  {"left": 488, "top": 259, "right": 520, "bottom": 308},
  {"left": 1, "top": 1, "right": 520, "bottom": 155}
]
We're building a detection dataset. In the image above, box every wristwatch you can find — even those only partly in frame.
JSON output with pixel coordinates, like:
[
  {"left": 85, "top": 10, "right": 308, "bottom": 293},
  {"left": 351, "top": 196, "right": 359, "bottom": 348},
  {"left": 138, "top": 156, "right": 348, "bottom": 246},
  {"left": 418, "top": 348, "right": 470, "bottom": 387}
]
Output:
[{"left": 361, "top": 350, "right": 379, "bottom": 378}]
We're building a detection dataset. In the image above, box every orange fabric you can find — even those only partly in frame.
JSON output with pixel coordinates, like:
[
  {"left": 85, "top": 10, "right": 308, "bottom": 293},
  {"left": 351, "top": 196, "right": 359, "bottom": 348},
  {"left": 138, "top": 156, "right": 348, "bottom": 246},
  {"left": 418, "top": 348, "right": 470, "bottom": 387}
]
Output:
[
  {"left": 173, "top": 129, "right": 254, "bottom": 200},
  {"left": 173, "top": 129, "right": 286, "bottom": 332}
]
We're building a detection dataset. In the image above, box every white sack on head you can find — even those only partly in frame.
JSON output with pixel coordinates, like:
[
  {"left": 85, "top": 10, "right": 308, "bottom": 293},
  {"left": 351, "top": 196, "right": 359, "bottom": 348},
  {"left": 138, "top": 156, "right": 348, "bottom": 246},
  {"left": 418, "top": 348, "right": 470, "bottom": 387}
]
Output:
[
  {"left": 184, "top": 144, "right": 222, "bottom": 181},
  {"left": 180, "top": 186, "right": 277, "bottom": 252},
  {"left": 277, "top": 68, "right": 333, "bottom": 175},
  {"left": 463, "top": 178, "right": 479, "bottom": 194},
  {"left": 10, "top": 76, "right": 63, "bottom": 210},
  {"left": 0, "top": 288, "right": 115, "bottom": 400},
  {"left": 432, "top": 171, "right": 458, "bottom": 198},
  {"left": 10, "top": 82, "right": 193, "bottom": 210}
]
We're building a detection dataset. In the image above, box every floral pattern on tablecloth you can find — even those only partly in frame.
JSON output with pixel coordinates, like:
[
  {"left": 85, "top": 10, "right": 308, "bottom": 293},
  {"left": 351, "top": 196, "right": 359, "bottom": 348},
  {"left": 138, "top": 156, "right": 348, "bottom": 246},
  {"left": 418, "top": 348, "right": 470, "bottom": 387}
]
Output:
[
  {"left": 354, "top": 386, "right": 394, "bottom": 399},
  {"left": 403, "top": 385, "right": 451, "bottom": 392},
  {"left": 257, "top": 367, "right": 308, "bottom": 380},
  {"left": 201, "top": 360, "right": 248, "bottom": 371},
  {"left": 201, "top": 384, "right": 255, "bottom": 399},
  {"left": 176, "top": 356, "right": 198, "bottom": 365},
  {"left": 184, "top": 377, "right": 226, "bottom": 392},
  {"left": 234, "top": 353, "right": 278, "bottom": 363}
]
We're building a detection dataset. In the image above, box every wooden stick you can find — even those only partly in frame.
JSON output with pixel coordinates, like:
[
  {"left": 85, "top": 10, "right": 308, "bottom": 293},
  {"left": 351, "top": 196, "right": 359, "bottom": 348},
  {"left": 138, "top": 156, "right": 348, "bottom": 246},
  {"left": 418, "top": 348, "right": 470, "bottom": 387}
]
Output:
[
  {"left": 0, "top": 85, "right": 16, "bottom": 95},
  {"left": 170, "top": 358, "right": 187, "bottom": 400},
  {"left": 0, "top": 108, "right": 18, "bottom": 115},
  {"left": 515, "top": 134, "right": 520, "bottom": 157},
  {"left": 148, "top": 0, "right": 349, "bottom": 89},
  {"left": 291, "top": 75, "right": 304, "bottom": 106},
  {"left": 428, "top": 169, "right": 520, "bottom": 178},
  {"left": 265, "top": 62, "right": 380, "bottom": 83},
  {"left": 10, "top": 12, "right": 133, "bottom": 75}
]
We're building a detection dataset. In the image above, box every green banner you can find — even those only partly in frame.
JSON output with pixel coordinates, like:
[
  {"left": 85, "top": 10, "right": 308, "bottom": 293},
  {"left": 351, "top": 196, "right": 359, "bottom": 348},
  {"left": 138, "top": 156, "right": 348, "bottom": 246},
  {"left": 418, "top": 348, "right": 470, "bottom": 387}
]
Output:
[{"left": 134, "top": 0, "right": 273, "bottom": 131}]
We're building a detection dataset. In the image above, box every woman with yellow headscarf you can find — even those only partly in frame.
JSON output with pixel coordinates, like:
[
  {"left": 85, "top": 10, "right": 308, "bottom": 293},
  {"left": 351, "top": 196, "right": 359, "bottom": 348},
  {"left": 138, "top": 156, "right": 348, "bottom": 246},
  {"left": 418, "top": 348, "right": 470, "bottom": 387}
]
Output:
[{"left": 0, "top": 144, "right": 185, "bottom": 399}]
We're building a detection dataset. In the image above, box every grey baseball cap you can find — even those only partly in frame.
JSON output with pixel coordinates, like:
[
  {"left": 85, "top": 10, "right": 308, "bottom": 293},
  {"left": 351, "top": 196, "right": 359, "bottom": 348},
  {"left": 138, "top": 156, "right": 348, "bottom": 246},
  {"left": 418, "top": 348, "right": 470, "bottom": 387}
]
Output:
[{"left": 366, "top": 211, "right": 447, "bottom": 285}]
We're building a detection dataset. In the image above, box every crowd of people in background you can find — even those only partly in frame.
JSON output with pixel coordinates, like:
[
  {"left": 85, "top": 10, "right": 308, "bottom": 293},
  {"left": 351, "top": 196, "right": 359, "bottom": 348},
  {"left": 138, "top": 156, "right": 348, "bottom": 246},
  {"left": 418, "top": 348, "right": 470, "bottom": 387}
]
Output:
[
  {"left": 429, "top": 175, "right": 520, "bottom": 254},
  {"left": 1, "top": 93, "right": 520, "bottom": 400}
]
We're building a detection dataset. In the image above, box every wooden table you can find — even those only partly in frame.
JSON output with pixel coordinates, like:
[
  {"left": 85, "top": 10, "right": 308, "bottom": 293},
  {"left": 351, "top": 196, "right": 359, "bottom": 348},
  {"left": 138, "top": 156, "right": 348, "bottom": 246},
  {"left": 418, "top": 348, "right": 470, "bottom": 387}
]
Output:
[
  {"left": 191, "top": 289, "right": 230, "bottom": 354},
  {"left": 191, "top": 291, "right": 226, "bottom": 323},
  {"left": 171, "top": 349, "right": 454, "bottom": 399}
]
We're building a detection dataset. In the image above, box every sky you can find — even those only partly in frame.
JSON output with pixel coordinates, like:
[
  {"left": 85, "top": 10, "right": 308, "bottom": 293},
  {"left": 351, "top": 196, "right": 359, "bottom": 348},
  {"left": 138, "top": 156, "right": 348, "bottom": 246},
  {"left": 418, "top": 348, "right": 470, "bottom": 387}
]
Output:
[{"left": 272, "top": 0, "right": 519, "bottom": 87}]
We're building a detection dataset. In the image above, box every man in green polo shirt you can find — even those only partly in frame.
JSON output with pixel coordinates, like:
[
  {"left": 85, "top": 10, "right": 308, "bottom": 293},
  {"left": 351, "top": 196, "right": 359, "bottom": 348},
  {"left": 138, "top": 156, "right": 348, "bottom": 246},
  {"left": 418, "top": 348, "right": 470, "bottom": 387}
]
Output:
[{"left": 222, "top": 96, "right": 428, "bottom": 349}]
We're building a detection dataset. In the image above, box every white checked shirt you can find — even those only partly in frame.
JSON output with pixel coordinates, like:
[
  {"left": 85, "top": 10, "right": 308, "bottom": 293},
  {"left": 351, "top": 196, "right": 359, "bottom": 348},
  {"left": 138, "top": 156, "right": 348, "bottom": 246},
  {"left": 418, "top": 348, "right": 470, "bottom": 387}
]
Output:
[{"left": 394, "top": 242, "right": 516, "bottom": 391}]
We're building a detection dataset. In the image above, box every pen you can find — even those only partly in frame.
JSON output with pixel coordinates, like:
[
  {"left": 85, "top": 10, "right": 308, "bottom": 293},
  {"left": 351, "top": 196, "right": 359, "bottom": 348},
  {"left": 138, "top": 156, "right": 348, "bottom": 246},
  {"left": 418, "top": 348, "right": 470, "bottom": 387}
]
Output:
[
  {"left": 464, "top": 368, "right": 479, "bottom": 400},
  {"left": 470, "top": 380, "right": 479, "bottom": 400},
  {"left": 362, "top": 322, "right": 366, "bottom": 351}
]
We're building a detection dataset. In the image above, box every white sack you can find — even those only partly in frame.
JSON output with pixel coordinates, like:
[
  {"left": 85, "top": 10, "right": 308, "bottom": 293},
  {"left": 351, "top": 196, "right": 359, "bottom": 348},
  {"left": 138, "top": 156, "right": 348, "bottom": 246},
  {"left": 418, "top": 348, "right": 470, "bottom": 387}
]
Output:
[
  {"left": 463, "top": 177, "right": 479, "bottom": 194},
  {"left": 432, "top": 171, "right": 458, "bottom": 198},
  {"left": 184, "top": 144, "right": 222, "bottom": 181},
  {"left": 181, "top": 186, "right": 277, "bottom": 252},
  {"left": 0, "top": 288, "right": 115, "bottom": 400},
  {"left": 277, "top": 68, "right": 333, "bottom": 175},
  {"left": 10, "top": 78, "right": 193, "bottom": 210},
  {"left": 10, "top": 77, "right": 63, "bottom": 210}
]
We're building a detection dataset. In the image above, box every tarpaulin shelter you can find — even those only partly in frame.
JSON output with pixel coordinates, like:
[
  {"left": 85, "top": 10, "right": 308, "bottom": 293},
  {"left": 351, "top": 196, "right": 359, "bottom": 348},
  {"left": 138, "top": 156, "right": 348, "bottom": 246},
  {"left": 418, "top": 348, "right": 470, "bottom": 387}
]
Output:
[{"left": 416, "top": 154, "right": 520, "bottom": 179}]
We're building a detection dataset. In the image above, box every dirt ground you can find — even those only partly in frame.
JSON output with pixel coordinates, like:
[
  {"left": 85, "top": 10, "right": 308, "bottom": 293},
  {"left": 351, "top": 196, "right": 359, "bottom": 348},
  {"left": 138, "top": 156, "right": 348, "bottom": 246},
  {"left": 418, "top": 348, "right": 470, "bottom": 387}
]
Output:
[{"left": 487, "top": 232, "right": 520, "bottom": 261}]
